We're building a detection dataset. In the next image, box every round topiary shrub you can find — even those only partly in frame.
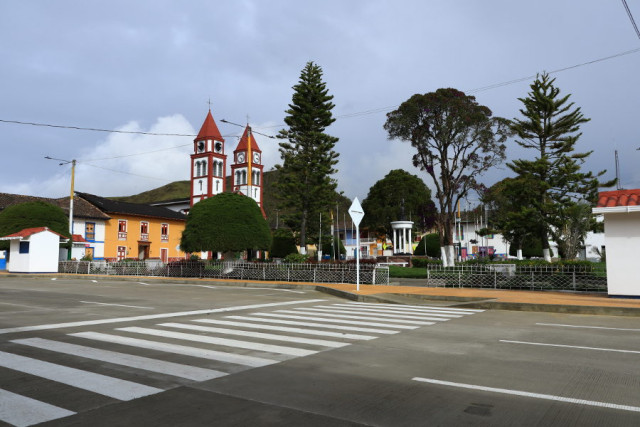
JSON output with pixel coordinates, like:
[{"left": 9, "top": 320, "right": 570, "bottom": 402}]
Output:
[{"left": 414, "top": 233, "right": 440, "bottom": 257}]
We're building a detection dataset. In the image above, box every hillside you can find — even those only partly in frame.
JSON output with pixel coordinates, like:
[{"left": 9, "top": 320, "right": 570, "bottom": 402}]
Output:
[{"left": 110, "top": 169, "right": 354, "bottom": 230}]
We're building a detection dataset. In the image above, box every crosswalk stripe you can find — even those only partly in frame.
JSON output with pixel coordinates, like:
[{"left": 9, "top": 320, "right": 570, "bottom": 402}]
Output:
[
  {"left": 225, "top": 316, "right": 400, "bottom": 335},
  {"left": 0, "top": 351, "right": 162, "bottom": 401},
  {"left": 0, "top": 388, "right": 75, "bottom": 427},
  {"left": 159, "top": 322, "right": 349, "bottom": 348},
  {"left": 249, "top": 312, "right": 423, "bottom": 329},
  {"left": 12, "top": 338, "right": 226, "bottom": 382},
  {"left": 193, "top": 318, "right": 377, "bottom": 340},
  {"left": 117, "top": 327, "right": 317, "bottom": 357},
  {"left": 327, "top": 304, "right": 469, "bottom": 317},
  {"left": 277, "top": 310, "right": 435, "bottom": 325},
  {"left": 70, "top": 332, "right": 276, "bottom": 367},
  {"left": 346, "top": 302, "right": 484, "bottom": 313},
  {"left": 304, "top": 306, "right": 460, "bottom": 320}
]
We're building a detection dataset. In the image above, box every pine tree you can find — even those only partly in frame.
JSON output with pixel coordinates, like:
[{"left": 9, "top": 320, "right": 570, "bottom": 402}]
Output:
[
  {"left": 275, "top": 62, "right": 339, "bottom": 253},
  {"left": 508, "top": 72, "right": 613, "bottom": 261}
]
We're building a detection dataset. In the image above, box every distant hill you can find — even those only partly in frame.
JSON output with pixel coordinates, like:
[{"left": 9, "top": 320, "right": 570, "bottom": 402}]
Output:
[{"left": 110, "top": 169, "right": 354, "bottom": 230}]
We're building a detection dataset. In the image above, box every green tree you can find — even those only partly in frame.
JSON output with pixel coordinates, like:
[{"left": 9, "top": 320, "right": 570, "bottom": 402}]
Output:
[
  {"left": 320, "top": 235, "right": 346, "bottom": 258},
  {"left": 508, "top": 73, "right": 613, "bottom": 261},
  {"left": 180, "top": 193, "right": 272, "bottom": 257},
  {"left": 270, "top": 228, "right": 298, "bottom": 258},
  {"left": 384, "top": 88, "right": 510, "bottom": 266},
  {"left": 361, "top": 169, "right": 435, "bottom": 238},
  {"left": 413, "top": 233, "right": 440, "bottom": 257},
  {"left": 0, "top": 201, "right": 70, "bottom": 251},
  {"left": 275, "top": 61, "right": 339, "bottom": 254}
]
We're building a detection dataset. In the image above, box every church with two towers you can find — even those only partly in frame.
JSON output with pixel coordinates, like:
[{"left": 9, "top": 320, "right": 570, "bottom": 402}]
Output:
[{"left": 188, "top": 110, "right": 265, "bottom": 215}]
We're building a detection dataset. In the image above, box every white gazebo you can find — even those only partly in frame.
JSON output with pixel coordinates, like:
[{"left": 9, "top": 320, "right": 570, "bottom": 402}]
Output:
[{"left": 391, "top": 220, "right": 414, "bottom": 254}]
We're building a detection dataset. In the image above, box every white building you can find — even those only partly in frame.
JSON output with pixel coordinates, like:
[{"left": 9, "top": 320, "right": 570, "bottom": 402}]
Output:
[
  {"left": 0, "top": 227, "right": 68, "bottom": 273},
  {"left": 593, "top": 189, "right": 640, "bottom": 297}
]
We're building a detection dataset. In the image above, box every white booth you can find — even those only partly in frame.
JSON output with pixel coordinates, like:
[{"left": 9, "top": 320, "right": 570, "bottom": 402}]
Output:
[{"left": 0, "top": 227, "right": 68, "bottom": 273}]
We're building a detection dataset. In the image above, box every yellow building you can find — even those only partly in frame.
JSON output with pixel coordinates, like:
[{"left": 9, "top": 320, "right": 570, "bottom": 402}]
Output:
[{"left": 77, "top": 193, "right": 187, "bottom": 262}]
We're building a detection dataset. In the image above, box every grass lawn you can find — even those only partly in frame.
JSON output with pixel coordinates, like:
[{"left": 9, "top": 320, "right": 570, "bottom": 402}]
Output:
[{"left": 388, "top": 265, "right": 428, "bottom": 278}]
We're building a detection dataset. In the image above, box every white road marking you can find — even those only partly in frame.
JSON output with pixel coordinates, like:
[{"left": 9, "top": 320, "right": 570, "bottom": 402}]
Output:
[
  {"left": 333, "top": 303, "right": 477, "bottom": 316},
  {"left": 250, "top": 312, "right": 422, "bottom": 329},
  {"left": 117, "top": 327, "right": 317, "bottom": 357},
  {"left": 0, "top": 388, "right": 75, "bottom": 427},
  {"left": 12, "top": 337, "right": 226, "bottom": 381},
  {"left": 138, "top": 282, "right": 150, "bottom": 286},
  {"left": 91, "top": 280, "right": 98, "bottom": 283},
  {"left": 226, "top": 315, "right": 400, "bottom": 334},
  {"left": 159, "top": 322, "right": 349, "bottom": 348},
  {"left": 279, "top": 309, "right": 435, "bottom": 325},
  {"left": 0, "top": 299, "right": 326, "bottom": 335},
  {"left": 233, "top": 287, "right": 306, "bottom": 294},
  {"left": 500, "top": 340, "right": 640, "bottom": 354},
  {"left": 0, "top": 351, "right": 162, "bottom": 401},
  {"left": 348, "top": 302, "right": 484, "bottom": 312},
  {"left": 70, "top": 332, "right": 276, "bottom": 367},
  {"left": 412, "top": 377, "right": 640, "bottom": 413},
  {"left": 194, "top": 285, "right": 219, "bottom": 289},
  {"left": 51, "top": 278, "right": 57, "bottom": 281},
  {"left": 80, "top": 301, "right": 154, "bottom": 310},
  {"left": 536, "top": 323, "right": 640, "bottom": 332},
  {"left": 305, "top": 306, "right": 460, "bottom": 320},
  {"left": 194, "top": 318, "right": 377, "bottom": 340}
]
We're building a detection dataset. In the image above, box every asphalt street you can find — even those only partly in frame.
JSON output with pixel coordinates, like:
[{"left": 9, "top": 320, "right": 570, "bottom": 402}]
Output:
[{"left": 0, "top": 277, "right": 639, "bottom": 426}]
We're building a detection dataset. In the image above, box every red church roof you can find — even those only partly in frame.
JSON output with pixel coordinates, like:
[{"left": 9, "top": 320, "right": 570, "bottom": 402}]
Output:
[
  {"left": 196, "top": 110, "right": 224, "bottom": 142},
  {"left": 0, "top": 227, "right": 67, "bottom": 240},
  {"left": 597, "top": 190, "right": 640, "bottom": 208},
  {"left": 234, "top": 126, "right": 262, "bottom": 153}
]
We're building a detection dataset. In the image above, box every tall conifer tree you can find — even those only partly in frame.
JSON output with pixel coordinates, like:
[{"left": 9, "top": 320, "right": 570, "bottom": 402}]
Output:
[
  {"left": 276, "top": 62, "right": 339, "bottom": 253},
  {"left": 508, "top": 73, "right": 613, "bottom": 261}
]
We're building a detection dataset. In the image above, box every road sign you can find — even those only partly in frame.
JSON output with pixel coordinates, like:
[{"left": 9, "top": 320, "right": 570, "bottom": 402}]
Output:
[{"left": 348, "top": 197, "right": 364, "bottom": 227}]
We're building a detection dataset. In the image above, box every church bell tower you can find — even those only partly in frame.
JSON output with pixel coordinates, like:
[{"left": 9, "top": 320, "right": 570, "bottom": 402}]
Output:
[
  {"left": 230, "top": 125, "right": 264, "bottom": 215},
  {"left": 190, "top": 110, "right": 226, "bottom": 207}
]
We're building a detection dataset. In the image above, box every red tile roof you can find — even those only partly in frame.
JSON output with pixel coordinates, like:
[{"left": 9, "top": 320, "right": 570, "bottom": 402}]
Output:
[
  {"left": 597, "top": 190, "right": 640, "bottom": 208},
  {"left": 196, "top": 110, "right": 224, "bottom": 142},
  {"left": 72, "top": 234, "right": 88, "bottom": 243},
  {"left": 234, "top": 126, "right": 262, "bottom": 153},
  {"left": 0, "top": 227, "right": 67, "bottom": 240}
]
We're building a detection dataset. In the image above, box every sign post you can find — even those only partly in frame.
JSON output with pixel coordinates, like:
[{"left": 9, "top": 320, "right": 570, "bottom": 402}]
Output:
[{"left": 348, "top": 197, "right": 364, "bottom": 291}]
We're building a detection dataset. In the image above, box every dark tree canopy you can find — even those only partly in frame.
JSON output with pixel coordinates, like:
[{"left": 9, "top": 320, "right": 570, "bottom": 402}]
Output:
[
  {"left": 180, "top": 193, "right": 272, "bottom": 254},
  {"left": 0, "top": 201, "right": 69, "bottom": 250},
  {"left": 508, "top": 73, "right": 613, "bottom": 260},
  {"left": 361, "top": 169, "right": 434, "bottom": 238},
  {"left": 384, "top": 88, "right": 510, "bottom": 266},
  {"left": 275, "top": 61, "right": 339, "bottom": 252},
  {"left": 321, "top": 235, "right": 346, "bottom": 257},
  {"left": 270, "top": 228, "right": 298, "bottom": 258}
]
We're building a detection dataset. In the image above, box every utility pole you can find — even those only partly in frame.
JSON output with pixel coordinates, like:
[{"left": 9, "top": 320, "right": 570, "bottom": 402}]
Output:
[{"left": 45, "top": 156, "right": 76, "bottom": 235}]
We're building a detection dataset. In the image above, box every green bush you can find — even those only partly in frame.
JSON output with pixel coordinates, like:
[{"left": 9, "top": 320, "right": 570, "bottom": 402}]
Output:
[
  {"left": 411, "top": 257, "right": 442, "bottom": 268},
  {"left": 508, "top": 236, "right": 553, "bottom": 259},
  {"left": 413, "top": 233, "right": 440, "bottom": 257},
  {"left": 0, "top": 201, "right": 70, "bottom": 251},
  {"left": 284, "top": 253, "right": 309, "bottom": 263},
  {"left": 271, "top": 229, "right": 298, "bottom": 258}
]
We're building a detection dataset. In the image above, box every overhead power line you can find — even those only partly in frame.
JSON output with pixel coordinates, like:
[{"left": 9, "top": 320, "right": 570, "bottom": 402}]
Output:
[
  {"left": 622, "top": 0, "right": 640, "bottom": 40},
  {"left": 3, "top": 44, "right": 640, "bottom": 136}
]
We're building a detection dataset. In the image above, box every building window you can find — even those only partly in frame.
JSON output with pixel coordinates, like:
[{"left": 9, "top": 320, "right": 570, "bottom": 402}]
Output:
[
  {"left": 242, "top": 170, "right": 247, "bottom": 184},
  {"left": 161, "top": 223, "right": 169, "bottom": 242},
  {"left": 117, "top": 246, "right": 126, "bottom": 261},
  {"left": 118, "top": 220, "right": 127, "bottom": 240},
  {"left": 19, "top": 242, "right": 29, "bottom": 254},
  {"left": 140, "top": 221, "right": 149, "bottom": 241},
  {"left": 85, "top": 222, "right": 95, "bottom": 241}
]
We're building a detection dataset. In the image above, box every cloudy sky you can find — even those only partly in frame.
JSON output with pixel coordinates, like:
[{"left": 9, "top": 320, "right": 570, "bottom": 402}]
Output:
[{"left": 1, "top": 1, "right": 639, "bottom": 205}]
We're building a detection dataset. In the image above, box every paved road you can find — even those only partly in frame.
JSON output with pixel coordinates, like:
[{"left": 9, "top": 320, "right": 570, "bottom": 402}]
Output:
[{"left": 0, "top": 277, "right": 639, "bottom": 426}]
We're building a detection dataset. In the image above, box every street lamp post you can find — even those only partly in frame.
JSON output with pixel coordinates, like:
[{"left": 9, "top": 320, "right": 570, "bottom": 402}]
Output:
[{"left": 45, "top": 156, "right": 76, "bottom": 236}]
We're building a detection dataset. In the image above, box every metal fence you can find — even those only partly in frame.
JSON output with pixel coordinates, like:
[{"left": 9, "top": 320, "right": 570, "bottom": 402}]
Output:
[
  {"left": 58, "top": 260, "right": 390, "bottom": 285},
  {"left": 418, "top": 264, "right": 607, "bottom": 292}
]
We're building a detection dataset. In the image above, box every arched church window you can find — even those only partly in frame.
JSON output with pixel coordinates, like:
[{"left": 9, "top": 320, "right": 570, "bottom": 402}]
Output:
[
  {"left": 202, "top": 161, "right": 207, "bottom": 176},
  {"left": 235, "top": 171, "right": 240, "bottom": 185},
  {"left": 199, "top": 180, "right": 203, "bottom": 191},
  {"left": 195, "top": 162, "right": 201, "bottom": 177},
  {"left": 254, "top": 171, "right": 260, "bottom": 186},
  {"left": 242, "top": 170, "right": 247, "bottom": 185}
]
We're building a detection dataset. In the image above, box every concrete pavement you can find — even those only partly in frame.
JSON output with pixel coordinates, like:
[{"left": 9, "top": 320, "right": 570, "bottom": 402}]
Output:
[{"left": 2, "top": 271, "right": 639, "bottom": 316}]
